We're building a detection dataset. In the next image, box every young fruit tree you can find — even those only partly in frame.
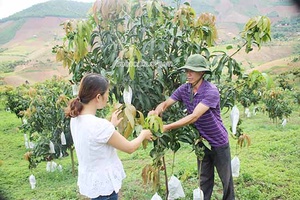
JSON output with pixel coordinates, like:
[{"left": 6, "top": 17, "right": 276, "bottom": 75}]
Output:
[
  {"left": 52, "top": 0, "right": 272, "bottom": 197},
  {"left": 1, "top": 77, "right": 76, "bottom": 175}
]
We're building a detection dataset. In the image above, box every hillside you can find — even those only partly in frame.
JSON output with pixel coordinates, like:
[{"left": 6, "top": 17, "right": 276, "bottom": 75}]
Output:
[
  {"left": 0, "top": 0, "right": 299, "bottom": 86},
  {"left": 0, "top": 0, "right": 92, "bottom": 22},
  {"left": 0, "top": 0, "right": 92, "bottom": 45}
]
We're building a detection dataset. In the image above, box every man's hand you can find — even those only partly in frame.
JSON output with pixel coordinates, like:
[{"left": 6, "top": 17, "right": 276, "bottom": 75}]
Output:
[
  {"left": 163, "top": 124, "right": 172, "bottom": 132},
  {"left": 148, "top": 110, "right": 158, "bottom": 116}
]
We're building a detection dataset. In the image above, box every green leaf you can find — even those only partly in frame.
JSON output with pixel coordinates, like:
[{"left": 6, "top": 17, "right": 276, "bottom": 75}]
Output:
[
  {"left": 128, "top": 60, "right": 135, "bottom": 80},
  {"left": 202, "top": 140, "right": 211, "bottom": 150},
  {"left": 226, "top": 45, "right": 233, "bottom": 50}
]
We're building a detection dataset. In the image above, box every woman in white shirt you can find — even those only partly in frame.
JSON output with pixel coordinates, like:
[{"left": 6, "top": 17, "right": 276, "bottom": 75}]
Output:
[{"left": 65, "top": 73, "right": 152, "bottom": 200}]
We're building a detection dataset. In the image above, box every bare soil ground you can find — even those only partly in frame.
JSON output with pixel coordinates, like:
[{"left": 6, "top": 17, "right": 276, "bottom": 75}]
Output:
[
  {"left": 3, "top": 64, "right": 70, "bottom": 86},
  {"left": 1, "top": 17, "right": 71, "bottom": 86}
]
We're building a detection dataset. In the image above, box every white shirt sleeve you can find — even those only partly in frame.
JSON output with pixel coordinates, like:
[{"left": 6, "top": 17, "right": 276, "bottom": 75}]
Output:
[{"left": 93, "top": 118, "right": 115, "bottom": 143}]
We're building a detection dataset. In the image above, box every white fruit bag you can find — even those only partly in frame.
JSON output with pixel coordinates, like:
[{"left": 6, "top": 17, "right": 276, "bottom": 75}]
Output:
[
  {"left": 230, "top": 105, "right": 239, "bottom": 135},
  {"left": 46, "top": 161, "right": 51, "bottom": 172},
  {"left": 151, "top": 192, "right": 163, "bottom": 200},
  {"left": 49, "top": 141, "right": 55, "bottom": 153},
  {"left": 167, "top": 175, "right": 185, "bottom": 199},
  {"left": 281, "top": 118, "right": 287, "bottom": 127},
  {"left": 57, "top": 164, "right": 63, "bottom": 172},
  {"left": 193, "top": 187, "right": 204, "bottom": 200},
  {"left": 231, "top": 156, "right": 240, "bottom": 177},
  {"left": 123, "top": 86, "right": 133, "bottom": 104},
  {"left": 72, "top": 84, "right": 79, "bottom": 96},
  {"left": 61, "top": 132, "right": 66, "bottom": 145},
  {"left": 245, "top": 108, "right": 251, "bottom": 117},
  {"left": 46, "top": 161, "right": 57, "bottom": 172},
  {"left": 29, "top": 174, "right": 36, "bottom": 189},
  {"left": 24, "top": 134, "right": 30, "bottom": 149}
]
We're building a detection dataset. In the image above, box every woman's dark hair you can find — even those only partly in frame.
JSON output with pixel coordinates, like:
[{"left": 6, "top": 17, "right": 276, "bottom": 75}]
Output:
[{"left": 65, "top": 73, "right": 109, "bottom": 118}]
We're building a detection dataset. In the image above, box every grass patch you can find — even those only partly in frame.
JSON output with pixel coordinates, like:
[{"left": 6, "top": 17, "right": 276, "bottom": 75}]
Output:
[
  {"left": 0, "top": 102, "right": 299, "bottom": 199},
  {"left": 0, "top": 46, "right": 34, "bottom": 57}
]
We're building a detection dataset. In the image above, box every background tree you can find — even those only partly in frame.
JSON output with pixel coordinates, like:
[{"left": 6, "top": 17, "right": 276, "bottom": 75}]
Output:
[
  {"left": 262, "top": 88, "right": 293, "bottom": 124},
  {"left": 237, "top": 70, "right": 273, "bottom": 115},
  {"left": 1, "top": 77, "right": 76, "bottom": 174},
  {"left": 2, "top": 84, "right": 30, "bottom": 121}
]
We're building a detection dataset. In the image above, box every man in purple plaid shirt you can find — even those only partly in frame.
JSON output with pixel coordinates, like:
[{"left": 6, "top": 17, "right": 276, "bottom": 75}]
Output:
[{"left": 149, "top": 54, "right": 235, "bottom": 200}]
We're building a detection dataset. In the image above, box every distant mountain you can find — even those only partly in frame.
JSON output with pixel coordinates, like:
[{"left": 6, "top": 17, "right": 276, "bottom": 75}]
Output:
[
  {"left": 0, "top": 0, "right": 299, "bottom": 46},
  {"left": 164, "top": 0, "right": 298, "bottom": 20},
  {"left": 0, "top": 0, "right": 92, "bottom": 22},
  {"left": 0, "top": 0, "right": 92, "bottom": 45}
]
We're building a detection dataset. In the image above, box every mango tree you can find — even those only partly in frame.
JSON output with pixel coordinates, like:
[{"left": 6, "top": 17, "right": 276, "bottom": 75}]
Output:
[
  {"left": 276, "top": 68, "right": 300, "bottom": 105},
  {"left": 53, "top": 0, "right": 271, "bottom": 197},
  {"left": 237, "top": 70, "right": 273, "bottom": 116},
  {"left": 21, "top": 77, "right": 74, "bottom": 172},
  {"left": 1, "top": 77, "right": 76, "bottom": 174},
  {"left": 1, "top": 84, "right": 31, "bottom": 121},
  {"left": 262, "top": 88, "right": 293, "bottom": 124}
]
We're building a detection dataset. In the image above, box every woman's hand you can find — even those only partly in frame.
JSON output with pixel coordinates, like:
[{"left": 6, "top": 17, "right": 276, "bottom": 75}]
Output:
[
  {"left": 110, "top": 110, "right": 123, "bottom": 127},
  {"left": 141, "top": 129, "right": 153, "bottom": 141}
]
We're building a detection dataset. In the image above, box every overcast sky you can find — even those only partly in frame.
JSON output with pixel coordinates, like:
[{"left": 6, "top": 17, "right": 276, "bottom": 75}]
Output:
[{"left": 0, "top": 0, "right": 95, "bottom": 19}]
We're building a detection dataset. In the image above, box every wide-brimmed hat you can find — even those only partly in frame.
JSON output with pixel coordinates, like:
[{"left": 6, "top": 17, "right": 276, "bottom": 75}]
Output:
[{"left": 178, "top": 54, "right": 211, "bottom": 73}]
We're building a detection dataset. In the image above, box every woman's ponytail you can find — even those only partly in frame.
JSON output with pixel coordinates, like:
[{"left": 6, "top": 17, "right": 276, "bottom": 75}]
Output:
[{"left": 65, "top": 97, "right": 83, "bottom": 118}]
